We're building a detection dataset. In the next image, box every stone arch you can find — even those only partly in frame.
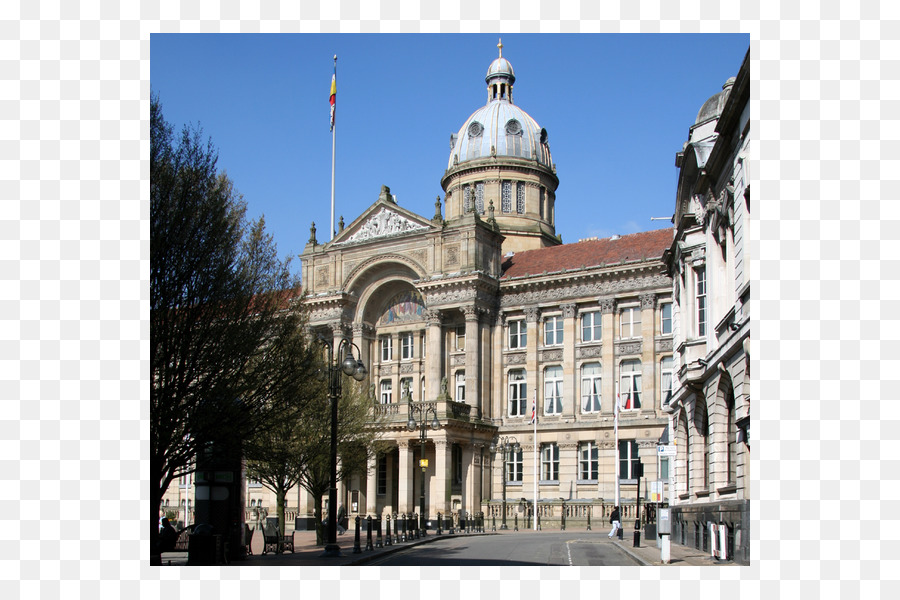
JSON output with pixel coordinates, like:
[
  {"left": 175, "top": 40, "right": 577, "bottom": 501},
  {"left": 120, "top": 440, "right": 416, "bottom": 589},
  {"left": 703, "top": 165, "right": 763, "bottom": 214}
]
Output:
[
  {"left": 716, "top": 369, "right": 738, "bottom": 486},
  {"left": 342, "top": 256, "right": 427, "bottom": 326}
]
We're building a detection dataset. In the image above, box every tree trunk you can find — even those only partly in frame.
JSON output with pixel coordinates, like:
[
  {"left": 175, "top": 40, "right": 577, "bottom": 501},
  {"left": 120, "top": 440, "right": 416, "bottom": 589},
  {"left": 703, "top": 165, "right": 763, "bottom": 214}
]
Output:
[
  {"left": 314, "top": 492, "right": 324, "bottom": 546},
  {"left": 276, "top": 486, "right": 286, "bottom": 553}
]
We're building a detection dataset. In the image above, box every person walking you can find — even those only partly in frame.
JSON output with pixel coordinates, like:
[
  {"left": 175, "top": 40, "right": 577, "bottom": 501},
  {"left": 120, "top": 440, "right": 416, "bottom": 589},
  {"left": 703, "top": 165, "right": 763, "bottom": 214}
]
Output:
[
  {"left": 336, "top": 504, "right": 347, "bottom": 535},
  {"left": 608, "top": 506, "right": 621, "bottom": 539}
]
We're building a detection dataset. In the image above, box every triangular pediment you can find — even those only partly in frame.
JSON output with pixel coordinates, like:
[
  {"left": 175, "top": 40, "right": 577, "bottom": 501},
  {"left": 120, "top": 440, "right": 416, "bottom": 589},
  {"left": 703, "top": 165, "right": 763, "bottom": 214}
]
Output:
[{"left": 332, "top": 200, "right": 433, "bottom": 246}]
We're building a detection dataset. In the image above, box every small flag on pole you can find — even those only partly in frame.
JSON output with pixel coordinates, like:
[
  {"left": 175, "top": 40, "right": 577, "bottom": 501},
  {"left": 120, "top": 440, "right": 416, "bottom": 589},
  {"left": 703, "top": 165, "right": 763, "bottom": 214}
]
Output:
[
  {"left": 624, "top": 392, "right": 631, "bottom": 410},
  {"left": 530, "top": 397, "right": 536, "bottom": 424},
  {"left": 329, "top": 69, "right": 336, "bottom": 131}
]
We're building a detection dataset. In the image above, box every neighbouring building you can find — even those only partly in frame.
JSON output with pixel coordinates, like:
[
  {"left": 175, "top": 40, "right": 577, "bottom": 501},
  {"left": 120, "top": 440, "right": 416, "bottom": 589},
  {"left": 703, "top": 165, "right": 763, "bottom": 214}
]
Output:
[{"left": 663, "top": 49, "right": 750, "bottom": 563}]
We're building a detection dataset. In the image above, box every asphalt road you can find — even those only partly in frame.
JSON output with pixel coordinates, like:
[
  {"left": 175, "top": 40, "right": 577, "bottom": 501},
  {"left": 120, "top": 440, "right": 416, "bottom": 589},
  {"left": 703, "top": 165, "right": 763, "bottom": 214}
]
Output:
[{"left": 368, "top": 532, "right": 643, "bottom": 566}]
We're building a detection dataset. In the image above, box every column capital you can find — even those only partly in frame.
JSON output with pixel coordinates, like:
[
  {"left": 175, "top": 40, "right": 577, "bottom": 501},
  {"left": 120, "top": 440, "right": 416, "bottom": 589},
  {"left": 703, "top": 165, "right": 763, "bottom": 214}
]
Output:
[
  {"left": 599, "top": 298, "right": 616, "bottom": 314},
  {"left": 640, "top": 293, "right": 657, "bottom": 310},
  {"left": 561, "top": 303, "right": 577, "bottom": 319},
  {"left": 525, "top": 306, "right": 541, "bottom": 323},
  {"left": 462, "top": 305, "right": 480, "bottom": 322},
  {"left": 424, "top": 309, "right": 444, "bottom": 325}
]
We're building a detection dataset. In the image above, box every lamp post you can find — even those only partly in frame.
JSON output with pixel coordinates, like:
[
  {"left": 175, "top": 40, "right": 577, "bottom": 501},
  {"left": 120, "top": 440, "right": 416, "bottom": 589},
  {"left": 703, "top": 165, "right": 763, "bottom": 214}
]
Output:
[
  {"left": 406, "top": 386, "right": 440, "bottom": 537},
  {"left": 318, "top": 335, "right": 367, "bottom": 557},
  {"left": 489, "top": 436, "right": 520, "bottom": 530}
]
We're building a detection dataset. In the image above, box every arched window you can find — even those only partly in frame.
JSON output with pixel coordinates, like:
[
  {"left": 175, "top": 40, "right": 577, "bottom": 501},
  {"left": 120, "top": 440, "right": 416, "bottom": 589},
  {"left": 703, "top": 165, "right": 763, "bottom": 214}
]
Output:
[
  {"left": 725, "top": 383, "right": 736, "bottom": 485},
  {"left": 696, "top": 399, "right": 710, "bottom": 490}
]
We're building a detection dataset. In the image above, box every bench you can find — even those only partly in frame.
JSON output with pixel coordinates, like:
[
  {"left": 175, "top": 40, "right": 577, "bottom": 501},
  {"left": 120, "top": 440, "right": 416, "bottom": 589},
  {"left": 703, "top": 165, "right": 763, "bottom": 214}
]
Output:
[{"left": 262, "top": 528, "right": 294, "bottom": 554}]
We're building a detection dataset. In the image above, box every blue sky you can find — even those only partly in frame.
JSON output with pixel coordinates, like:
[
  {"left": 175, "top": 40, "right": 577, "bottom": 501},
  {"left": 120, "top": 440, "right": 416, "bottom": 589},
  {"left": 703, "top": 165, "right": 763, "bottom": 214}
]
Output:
[{"left": 151, "top": 33, "right": 749, "bottom": 272}]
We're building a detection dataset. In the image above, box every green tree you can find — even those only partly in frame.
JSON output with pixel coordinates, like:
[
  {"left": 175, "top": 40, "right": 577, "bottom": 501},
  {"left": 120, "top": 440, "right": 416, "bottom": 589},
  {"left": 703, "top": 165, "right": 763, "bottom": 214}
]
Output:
[
  {"left": 242, "top": 325, "right": 324, "bottom": 551},
  {"left": 150, "top": 93, "right": 304, "bottom": 556},
  {"left": 290, "top": 372, "right": 381, "bottom": 545}
]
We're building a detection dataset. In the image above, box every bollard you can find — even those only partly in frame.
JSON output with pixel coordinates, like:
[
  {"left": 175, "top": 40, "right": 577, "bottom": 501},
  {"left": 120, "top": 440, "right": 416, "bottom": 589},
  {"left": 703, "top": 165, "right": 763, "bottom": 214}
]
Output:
[
  {"left": 587, "top": 508, "right": 592, "bottom": 531},
  {"left": 514, "top": 513, "right": 518, "bottom": 531},
  {"left": 436, "top": 512, "right": 442, "bottom": 535},
  {"left": 353, "top": 516, "right": 362, "bottom": 554},
  {"left": 561, "top": 505, "right": 566, "bottom": 531},
  {"left": 538, "top": 512, "right": 541, "bottom": 531},
  {"left": 633, "top": 519, "right": 641, "bottom": 547},
  {"left": 376, "top": 517, "right": 383, "bottom": 548},
  {"left": 412, "top": 513, "right": 419, "bottom": 539},
  {"left": 385, "top": 514, "right": 392, "bottom": 546},
  {"left": 492, "top": 513, "right": 496, "bottom": 532},
  {"left": 401, "top": 513, "right": 407, "bottom": 542},
  {"left": 365, "top": 516, "right": 374, "bottom": 551}
]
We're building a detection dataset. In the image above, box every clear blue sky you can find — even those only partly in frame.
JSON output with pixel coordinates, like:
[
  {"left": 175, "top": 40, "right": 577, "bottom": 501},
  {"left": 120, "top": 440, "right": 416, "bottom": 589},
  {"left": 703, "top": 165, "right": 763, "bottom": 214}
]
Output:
[{"left": 151, "top": 34, "right": 749, "bottom": 273}]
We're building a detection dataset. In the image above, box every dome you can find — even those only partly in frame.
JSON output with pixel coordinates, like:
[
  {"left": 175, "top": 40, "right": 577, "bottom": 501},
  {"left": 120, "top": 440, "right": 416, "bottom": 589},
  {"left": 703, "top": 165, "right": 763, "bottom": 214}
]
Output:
[
  {"left": 448, "top": 102, "right": 551, "bottom": 168},
  {"left": 695, "top": 77, "right": 736, "bottom": 125},
  {"left": 447, "top": 46, "right": 552, "bottom": 170},
  {"left": 486, "top": 57, "right": 515, "bottom": 84}
]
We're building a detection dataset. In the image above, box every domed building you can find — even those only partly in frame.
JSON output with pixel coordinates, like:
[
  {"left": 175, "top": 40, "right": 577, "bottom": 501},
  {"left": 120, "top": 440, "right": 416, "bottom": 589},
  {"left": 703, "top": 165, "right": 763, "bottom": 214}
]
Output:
[{"left": 292, "top": 43, "right": 677, "bottom": 539}]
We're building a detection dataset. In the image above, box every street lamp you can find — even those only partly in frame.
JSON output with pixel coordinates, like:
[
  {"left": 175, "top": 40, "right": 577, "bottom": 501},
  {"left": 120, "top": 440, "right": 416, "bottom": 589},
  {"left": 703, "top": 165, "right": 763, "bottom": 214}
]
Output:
[
  {"left": 407, "top": 386, "right": 440, "bottom": 537},
  {"left": 489, "top": 435, "right": 520, "bottom": 530},
  {"left": 318, "top": 335, "right": 367, "bottom": 557}
]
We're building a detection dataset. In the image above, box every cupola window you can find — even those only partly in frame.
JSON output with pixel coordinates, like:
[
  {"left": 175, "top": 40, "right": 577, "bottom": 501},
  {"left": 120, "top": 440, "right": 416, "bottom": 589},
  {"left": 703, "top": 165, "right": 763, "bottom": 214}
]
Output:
[
  {"left": 516, "top": 182, "right": 526, "bottom": 214},
  {"left": 468, "top": 121, "right": 484, "bottom": 137},
  {"left": 501, "top": 181, "right": 512, "bottom": 213},
  {"left": 475, "top": 182, "right": 485, "bottom": 214}
]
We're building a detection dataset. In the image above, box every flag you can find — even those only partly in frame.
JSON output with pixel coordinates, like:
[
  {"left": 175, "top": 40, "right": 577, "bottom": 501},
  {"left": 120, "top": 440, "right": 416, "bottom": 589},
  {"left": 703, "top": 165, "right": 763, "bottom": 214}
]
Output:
[
  {"left": 530, "top": 397, "right": 536, "bottom": 424},
  {"left": 329, "top": 71, "right": 336, "bottom": 131},
  {"left": 624, "top": 392, "right": 631, "bottom": 410}
]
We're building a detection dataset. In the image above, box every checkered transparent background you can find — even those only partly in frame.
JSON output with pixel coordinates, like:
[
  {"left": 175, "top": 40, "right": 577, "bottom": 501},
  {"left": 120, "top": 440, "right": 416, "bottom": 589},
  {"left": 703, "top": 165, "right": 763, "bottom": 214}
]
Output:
[{"left": 1, "top": 0, "right": 896, "bottom": 598}]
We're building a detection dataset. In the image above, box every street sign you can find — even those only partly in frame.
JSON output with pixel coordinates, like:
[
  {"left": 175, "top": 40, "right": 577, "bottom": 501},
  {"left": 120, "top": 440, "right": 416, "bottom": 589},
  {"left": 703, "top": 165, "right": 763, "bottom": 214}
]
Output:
[
  {"left": 657, "top": 445, "right": 676, "bottom": 457},
  {"left": 419, "top": 459, "right": 429, "bottom": 468}
]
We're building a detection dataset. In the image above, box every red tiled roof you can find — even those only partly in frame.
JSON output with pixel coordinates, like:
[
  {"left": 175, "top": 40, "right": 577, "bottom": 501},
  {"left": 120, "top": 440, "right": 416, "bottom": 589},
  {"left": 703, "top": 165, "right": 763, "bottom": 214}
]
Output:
[{"left": 500, "top": 228, "right": 674, "bottom": 279}]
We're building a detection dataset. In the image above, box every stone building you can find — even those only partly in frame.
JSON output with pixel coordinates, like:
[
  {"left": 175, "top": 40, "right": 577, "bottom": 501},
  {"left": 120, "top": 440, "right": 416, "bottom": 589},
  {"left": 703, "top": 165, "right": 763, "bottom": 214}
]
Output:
[
  {"left": 296, "top": 44, "right": 675, "bottom": 530},
  {"left": 663, "top": 49, "right": 750, "bottom": 563}
]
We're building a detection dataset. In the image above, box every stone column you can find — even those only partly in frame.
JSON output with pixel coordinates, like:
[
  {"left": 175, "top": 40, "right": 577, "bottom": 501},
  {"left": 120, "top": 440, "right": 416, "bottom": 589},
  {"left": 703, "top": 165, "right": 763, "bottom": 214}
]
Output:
[
  {"left": 600, "top": 299, "right": 616, "bottom": 415},
  {"left": 433, "top": 439, "right": 449, "bottom": 516},
  {"left": 561, "top": 303, "right": 578, "bottom": 418},
  {"left": 525, "top": 306, "right": 541, "bottom": 418},
  {"left": 366, "top": 451, "right": 379, "bottom": 516},
  {"left": 640, "top": 293, "right": 657, "bottom": 412},
  {"left": 352, "top": 323, "right": 372, "bottom": 373},
  {"left": 492, "top": 313, "right": 505, "bottom": 422},
  {"left": 398, "top": 440, "right": 414, "bottom": 514},
  {"left": 463, "top": 306, "right": 481, "bottom": 408},
  {"left": 462, "top": 443, "right": 475, "bottom": 514},
  {"left": 425, "top": 310, "right": 443, "bottom": 401}
]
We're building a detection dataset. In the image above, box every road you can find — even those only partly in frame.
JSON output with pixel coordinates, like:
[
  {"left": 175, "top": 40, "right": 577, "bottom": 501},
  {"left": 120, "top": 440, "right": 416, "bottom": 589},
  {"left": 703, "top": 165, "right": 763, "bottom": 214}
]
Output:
[{"left": 367, "top": 532, "right": 643, "bottom": 566}]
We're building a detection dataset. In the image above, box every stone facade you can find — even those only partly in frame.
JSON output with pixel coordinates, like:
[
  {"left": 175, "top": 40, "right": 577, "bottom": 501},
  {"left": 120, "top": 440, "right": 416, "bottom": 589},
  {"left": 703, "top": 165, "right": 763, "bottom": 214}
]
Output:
[{"left": 664, "top": 49, "right": 750, "bottom": 563}]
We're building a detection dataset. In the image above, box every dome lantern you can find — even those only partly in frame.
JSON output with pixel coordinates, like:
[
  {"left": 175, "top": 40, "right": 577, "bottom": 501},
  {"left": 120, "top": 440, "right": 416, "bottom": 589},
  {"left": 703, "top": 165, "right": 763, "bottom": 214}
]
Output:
[{"left": 486, "top": 38, "right": 515, "bottom": 103}]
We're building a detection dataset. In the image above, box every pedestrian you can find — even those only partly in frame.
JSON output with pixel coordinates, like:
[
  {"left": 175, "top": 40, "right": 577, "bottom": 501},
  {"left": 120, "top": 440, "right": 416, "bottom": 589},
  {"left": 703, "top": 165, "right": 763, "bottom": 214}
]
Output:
[
  {"left": 336, "top": 504, "right": 347, "bottom": 535},
  {"left": 608, "top": 506, "right": 621, "bottom": 539},
  {"left": 158, "top": 517, "right": 178, "bottom": 553}
]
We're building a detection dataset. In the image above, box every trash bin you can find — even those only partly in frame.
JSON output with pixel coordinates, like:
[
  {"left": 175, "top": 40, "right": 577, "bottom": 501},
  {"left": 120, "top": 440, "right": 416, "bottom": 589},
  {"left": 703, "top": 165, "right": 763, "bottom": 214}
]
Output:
[{"left": 187, "top": 523, "right": 225, "bottom": 566}]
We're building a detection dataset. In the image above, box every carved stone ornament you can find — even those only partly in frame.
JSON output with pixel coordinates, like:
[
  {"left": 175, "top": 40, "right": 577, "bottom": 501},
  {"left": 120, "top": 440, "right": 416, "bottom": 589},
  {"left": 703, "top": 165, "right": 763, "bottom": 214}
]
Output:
[
  {"left": 561, "top": 303, "right": 577, "bottom": 319},
  {"left": 616, "top": 341, "right": 642, "bottom": 356},
  {"left": 524, "top": 306, "right": 541, "bottom": 323},
  {"left": 344, "top": 207, "right": 428, "bottom": 243},
  {"left": 577, "top": 346, "right": 602, "bottom": 359},
  {"left": 640, "top": 294, "right": 657, "bottom": 310},
  {"left": 541, "top": 349, "right": 563, "bottom": 362},
  {"left": 505, "top": 352, "right": 526, "bottom": 365}
]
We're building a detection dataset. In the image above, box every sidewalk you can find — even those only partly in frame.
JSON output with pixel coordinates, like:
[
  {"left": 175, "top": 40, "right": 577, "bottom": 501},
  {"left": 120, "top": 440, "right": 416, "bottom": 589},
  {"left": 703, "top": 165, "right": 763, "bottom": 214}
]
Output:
[{"left": 158, "top": 527, "right": 726, "bottom": 567}]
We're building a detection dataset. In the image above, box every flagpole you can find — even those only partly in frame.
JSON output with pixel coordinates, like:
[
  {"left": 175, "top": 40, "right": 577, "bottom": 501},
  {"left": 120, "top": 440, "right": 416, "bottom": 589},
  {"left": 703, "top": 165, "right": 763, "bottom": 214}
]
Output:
[
  {"left": 532, "top": 388, "right": 537, "bottom": 530},
  {"left": 330, "top": 55, "right": 337, "bottom": 241},
  {"left": 615, "top": 381, "right": 620, "bottom": 510}
]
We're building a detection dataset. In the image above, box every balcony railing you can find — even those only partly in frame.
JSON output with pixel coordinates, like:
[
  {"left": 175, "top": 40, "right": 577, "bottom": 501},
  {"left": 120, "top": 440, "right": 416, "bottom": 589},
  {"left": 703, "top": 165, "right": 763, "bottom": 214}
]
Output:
[{"left": 371, "top": 398, "right": 482, "bottom": 426}]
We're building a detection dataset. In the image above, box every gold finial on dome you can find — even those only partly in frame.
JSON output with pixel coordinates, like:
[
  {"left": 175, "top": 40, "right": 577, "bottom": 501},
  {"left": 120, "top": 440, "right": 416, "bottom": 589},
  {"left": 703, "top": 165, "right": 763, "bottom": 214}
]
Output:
[{"left": 498, "top": 38, "right": 503, "bottom": 58}]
